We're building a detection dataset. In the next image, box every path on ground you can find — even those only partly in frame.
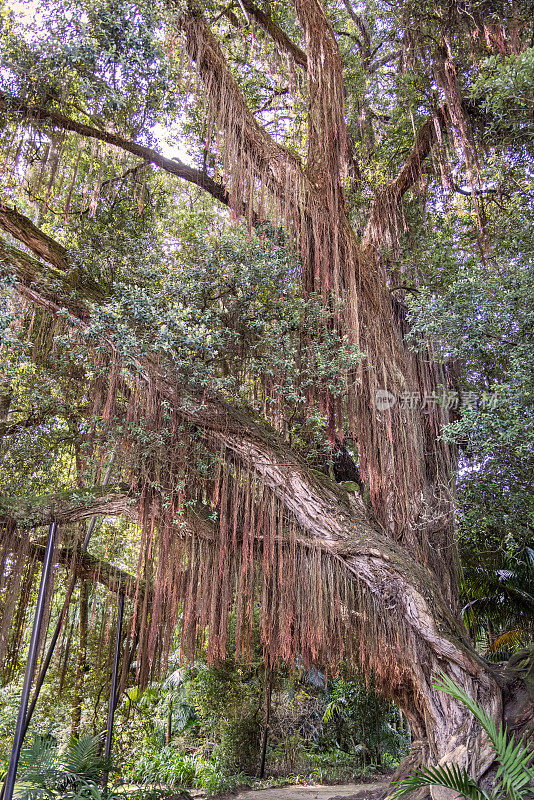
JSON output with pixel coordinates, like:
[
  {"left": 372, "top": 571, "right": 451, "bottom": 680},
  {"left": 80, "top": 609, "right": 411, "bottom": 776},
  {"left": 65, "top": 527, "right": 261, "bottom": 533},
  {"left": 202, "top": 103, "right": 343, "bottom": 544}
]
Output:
[{"left": 230, "top": 779, "right": 390, "bottom": 800}]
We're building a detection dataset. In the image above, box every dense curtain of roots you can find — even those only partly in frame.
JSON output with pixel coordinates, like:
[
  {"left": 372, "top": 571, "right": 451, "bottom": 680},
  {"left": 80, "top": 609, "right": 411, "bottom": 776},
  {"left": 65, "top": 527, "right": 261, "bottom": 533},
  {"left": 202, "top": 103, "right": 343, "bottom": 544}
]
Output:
[
  {"left": 176, "top": 9, "right": 462, "bottom": 575},
  {"left": 0, "top": 2, "right": 530, "bottom": 564},
  {"left": 0, "top": 501, "right": 413, "bottom": 694},
  {"left": 0, "top": 526, "right": 139, "bottom": 710},
  {"left": 0, "top": 312, "right": 414, "bottom": 692}
]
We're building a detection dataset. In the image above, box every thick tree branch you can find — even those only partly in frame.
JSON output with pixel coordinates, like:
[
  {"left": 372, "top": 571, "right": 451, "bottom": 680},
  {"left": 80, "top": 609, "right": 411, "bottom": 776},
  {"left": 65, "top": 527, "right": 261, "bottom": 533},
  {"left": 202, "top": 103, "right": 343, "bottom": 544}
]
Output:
[
  {"left": 0, "top": 492, "right": 326, "bottom": 608},
  {"left": 181, "top": 8, "right": 304, "bottom": 200},
  {"left": 0, "top": 220, "right": 478, "bottom": 674},
  {"left": 363, "top": 107, "right": 447, "bottom": 250},
  {"left": 239, "top": 0, "right": 307, "bottom": 68},
  {"left": 0, "top": 92, "right": 231, "bottom": 209},
  {"left": 341, "top": 0, "right": 371, "bottom": 63},
  {"left": 293, "top": 0, "right": 348, "bottom": 184},
  {"left": 45, "top": 542, "right": 144, "bottom": 598},
  {"left": 0, "top": 212, "right": 505, "bottom": 770},
  {"left": 0, "top": 412, "right": 47, "bottom": 438},
  {"left": 26, "top": 533, "right": 145, "bottom": 599},
  {"left": 0, "top": 229, "right": 106, "bottom": 319},
  {"left": 0, "top": 204, "right": 72, "bottom": 272},
  {"left": 0, "top": 402, "right": 92, "bottom": 438},
  {"left": 0, "top": 204, "right": 70, "bottom": 270},
  {"left": 0, "top": 491, "right": 146, "bottom": 597},
  {"left": 0, "top": 488, "right": 137, "bottom": 528}
]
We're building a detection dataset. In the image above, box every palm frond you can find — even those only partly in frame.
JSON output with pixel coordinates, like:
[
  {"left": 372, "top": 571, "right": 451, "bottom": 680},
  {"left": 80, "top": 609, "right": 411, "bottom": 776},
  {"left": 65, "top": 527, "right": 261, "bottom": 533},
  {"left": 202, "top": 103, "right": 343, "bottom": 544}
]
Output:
[
  {"left": 433, "top": 671, "right": 534, "bottom": 800},
  {"left": 391, "top": 763, "right": 490, "bottom": 800},
  {"left": 488, "top": 630, "right": 526, "bottom": 653},
  {"left": 495, "top": 735, "right": 534, "bottom": 799},
  {"left": 164, "top": 667, "right": 185, "bottom": 688},
  {"left": 13, "top": 785, "right": 54, "bottom": 800},
  {"left": 61, "top": 734, "right": 109, "bottom": 783},
  {"left": 17, "top": 736, "right": 58, "bottom": 788}
]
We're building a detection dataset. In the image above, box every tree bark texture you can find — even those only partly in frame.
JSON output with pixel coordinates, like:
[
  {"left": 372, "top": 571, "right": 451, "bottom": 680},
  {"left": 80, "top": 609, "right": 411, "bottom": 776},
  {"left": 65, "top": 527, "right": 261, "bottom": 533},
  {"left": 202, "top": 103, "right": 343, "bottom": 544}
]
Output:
[{"left": 70, "top": 580, "right": 89, "bottom": 738}]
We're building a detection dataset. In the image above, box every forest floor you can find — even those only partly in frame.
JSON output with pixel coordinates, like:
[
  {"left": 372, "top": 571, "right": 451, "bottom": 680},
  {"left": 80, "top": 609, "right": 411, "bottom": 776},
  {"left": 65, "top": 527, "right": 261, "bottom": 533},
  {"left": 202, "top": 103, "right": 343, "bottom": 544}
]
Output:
[{"left": 222, "top": 778, "right": 390, "bottom": 800}]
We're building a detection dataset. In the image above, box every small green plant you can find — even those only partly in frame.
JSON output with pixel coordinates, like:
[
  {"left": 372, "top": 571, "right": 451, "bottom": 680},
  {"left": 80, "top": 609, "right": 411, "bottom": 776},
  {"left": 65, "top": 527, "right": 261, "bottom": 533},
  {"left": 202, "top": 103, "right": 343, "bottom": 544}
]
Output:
[
  {"left": 194, "top": 758, "right": 250, "bottom": 796},
  {"left": 306, "top": 749, "right": 368, "bottom": 783},
  {"left": 14, "top": 733, "right": 113, "bottom": 800},
  {"left": 392, "top": 672, "right": 534, "bottom": 800}
]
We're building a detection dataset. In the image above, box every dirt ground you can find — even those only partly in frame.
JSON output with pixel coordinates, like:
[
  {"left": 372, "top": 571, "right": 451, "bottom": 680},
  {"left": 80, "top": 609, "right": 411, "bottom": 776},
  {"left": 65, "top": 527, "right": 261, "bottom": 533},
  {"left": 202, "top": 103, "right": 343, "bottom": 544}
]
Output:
[{"left": 229, "top": 779, "right": 390, "bottom": 800}]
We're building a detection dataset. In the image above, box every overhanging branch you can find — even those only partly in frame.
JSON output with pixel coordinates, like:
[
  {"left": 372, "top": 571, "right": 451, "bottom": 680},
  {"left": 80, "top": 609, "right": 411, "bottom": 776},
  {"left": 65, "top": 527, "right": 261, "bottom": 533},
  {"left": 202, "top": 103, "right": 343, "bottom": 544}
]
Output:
[
  {"left": 363, "top": 107, "right": 447, "bottom": 250},
  {"left": 0, "top": 204, "right": 70, "bottom": 270},
  {"left": 0, "top": 92, "right": 231, "bottom": 209},
  {"left": 0, "top": 492, "right": 146, "bottom": 598},
  {"left": 0, "top": 232, "right": 106, "bottom": 318},
  {"left": 0, "top": 488, "right": 137, "bottom": 529},
  {"left": 294, "top": 0, "right": 348, "bottom": 179},
  {"left": 239, "top": 0, "right": 307, "bottom": 68},
  {"left": 181, "top": 8, "right": 305, "bottom": 201}
]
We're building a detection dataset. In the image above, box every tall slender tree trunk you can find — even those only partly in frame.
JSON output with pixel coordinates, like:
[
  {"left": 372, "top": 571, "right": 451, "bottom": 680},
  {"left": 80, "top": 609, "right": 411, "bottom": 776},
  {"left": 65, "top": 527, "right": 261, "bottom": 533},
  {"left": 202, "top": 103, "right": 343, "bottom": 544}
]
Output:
[
  {"left": 166, "top": 700, "right": 173, "bottom": 747},
  {"left": 259, "top": 669, "right": 272, "bottom": 779}
]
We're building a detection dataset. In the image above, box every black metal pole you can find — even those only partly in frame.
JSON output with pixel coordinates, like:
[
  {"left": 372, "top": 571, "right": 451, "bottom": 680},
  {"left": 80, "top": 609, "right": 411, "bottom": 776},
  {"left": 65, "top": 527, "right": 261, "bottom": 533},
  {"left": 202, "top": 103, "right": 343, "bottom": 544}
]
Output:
[
  {"left": 21, "top": 573, "right": 75, "bottom": 742},
  {"left": 3, "top": 522, "right": 57, "bottom": 800},
  {"left": 258, "top": 668, "right": 272, "bottom": 779},
  {"left": 102, "top": 591, "right": 124, "bottom": 789},
  {"left": 22, "top": 451, "right": 115, "bottom": 740}
]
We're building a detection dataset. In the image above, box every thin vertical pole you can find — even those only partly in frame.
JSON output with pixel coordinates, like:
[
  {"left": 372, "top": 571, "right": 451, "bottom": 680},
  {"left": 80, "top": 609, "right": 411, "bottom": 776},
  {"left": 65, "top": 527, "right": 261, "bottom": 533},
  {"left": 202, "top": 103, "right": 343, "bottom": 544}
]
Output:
[
  {"left": 3, "top": 522, "right": 57, "bottom": 800},
  {"left": 102, "top": 591, "right": 124, "bottom": 789},
  {"left": 21, "top": 573, "right": 75, "bottom": 741},
  {"left": 22, "top": 450, "right": 116, "bottom": 739},
  {"left": 258, "top": 668, "right": 272, "bottom": 779}
]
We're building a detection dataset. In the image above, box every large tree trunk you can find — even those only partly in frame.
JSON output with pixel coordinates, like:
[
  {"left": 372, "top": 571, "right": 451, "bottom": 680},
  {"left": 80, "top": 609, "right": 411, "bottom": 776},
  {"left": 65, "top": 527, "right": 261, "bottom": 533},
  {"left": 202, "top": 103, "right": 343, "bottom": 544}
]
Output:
[
  {"left": 181, "top": 2, "right": 459, "bottom": 600},
  {"left": 70, "top": 579, "right": 89, "bottom": 738},
  {"left": 176, "top": 3, "right": 493, "bottom": 779}
]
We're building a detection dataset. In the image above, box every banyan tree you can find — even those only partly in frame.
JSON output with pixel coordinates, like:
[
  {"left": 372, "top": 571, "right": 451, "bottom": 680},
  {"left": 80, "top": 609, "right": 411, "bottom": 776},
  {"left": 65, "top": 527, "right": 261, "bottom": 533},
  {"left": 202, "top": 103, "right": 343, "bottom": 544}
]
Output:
[{"left": 0, "top": 0, "right": 532, "bottom": 793}]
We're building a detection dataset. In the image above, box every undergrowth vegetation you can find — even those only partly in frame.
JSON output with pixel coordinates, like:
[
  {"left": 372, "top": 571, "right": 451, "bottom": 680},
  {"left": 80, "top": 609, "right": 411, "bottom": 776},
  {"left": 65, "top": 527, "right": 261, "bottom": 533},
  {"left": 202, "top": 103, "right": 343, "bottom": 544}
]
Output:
[
  {"left": 1, "top": 658, "right": 408, "bottom": 797},
  {"left": 115, "top": 660, "right": 408, "bottom": 793}
]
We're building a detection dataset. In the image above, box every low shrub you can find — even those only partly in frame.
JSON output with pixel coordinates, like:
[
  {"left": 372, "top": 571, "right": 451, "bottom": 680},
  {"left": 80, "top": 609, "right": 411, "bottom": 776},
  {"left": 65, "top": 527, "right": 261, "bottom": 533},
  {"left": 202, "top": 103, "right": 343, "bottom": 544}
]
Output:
[
  {"left": 305, "top": 749, "right": 370, "bottom": 784},
  {"left": 131, "top": 748, "right": 198, "bottom": 788}
]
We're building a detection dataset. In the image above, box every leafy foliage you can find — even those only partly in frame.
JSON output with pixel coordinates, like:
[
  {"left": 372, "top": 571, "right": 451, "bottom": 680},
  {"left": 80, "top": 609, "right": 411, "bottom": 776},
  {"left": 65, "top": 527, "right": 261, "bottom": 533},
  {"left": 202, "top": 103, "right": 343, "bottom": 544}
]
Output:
[
  {"left": 14, "top": 734, "right": 111, "bottom": 800},
  {"left": 321, "top": 677, "right": 407, "bottom": 765},
  {"left": 405, "top": 174, "right": 534, "bottom": 655}
]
